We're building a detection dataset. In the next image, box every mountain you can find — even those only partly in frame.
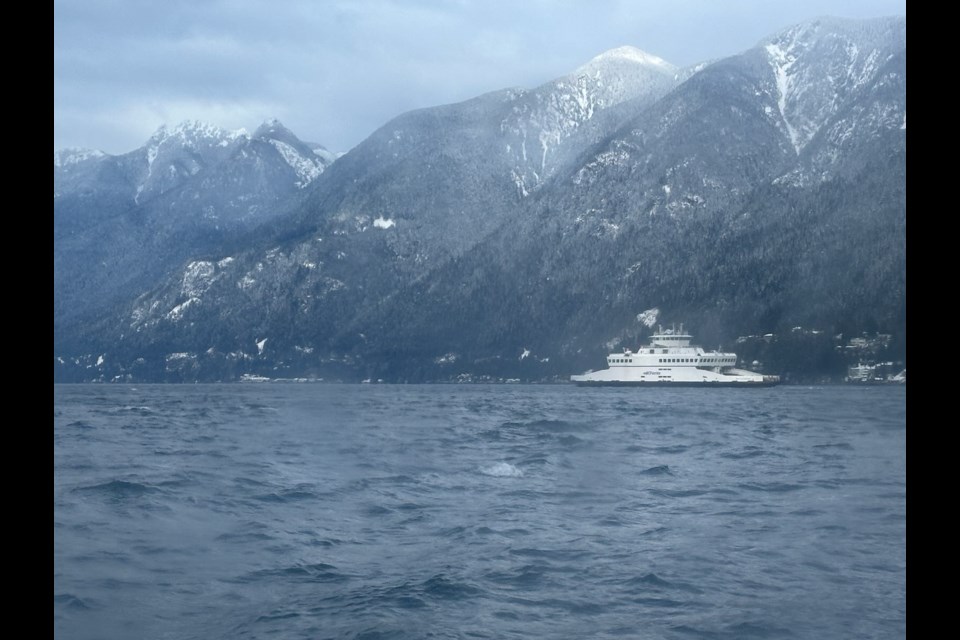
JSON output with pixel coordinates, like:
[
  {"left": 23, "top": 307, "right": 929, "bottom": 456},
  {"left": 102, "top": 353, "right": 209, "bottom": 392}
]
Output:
[
  {"left": 53, "top": 17, "right": 906, "bottom": 383},
  {"left": 54, "top": 120, "right": 336, "bottom": 344},
  {"left": 311, "top": 16, "right": 904, "bottom": 380}
]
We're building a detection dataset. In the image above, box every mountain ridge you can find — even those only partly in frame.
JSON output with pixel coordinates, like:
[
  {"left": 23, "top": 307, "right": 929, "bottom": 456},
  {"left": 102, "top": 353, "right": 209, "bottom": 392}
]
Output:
[{"left": 53, "top": 16, "right": 906, "bottom": 383}]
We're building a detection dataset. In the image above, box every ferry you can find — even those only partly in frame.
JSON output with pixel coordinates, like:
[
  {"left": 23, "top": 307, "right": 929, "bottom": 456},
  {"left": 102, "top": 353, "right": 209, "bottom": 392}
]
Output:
[{"left": 570, "top": 324, "right": 780, "bottom": 387}]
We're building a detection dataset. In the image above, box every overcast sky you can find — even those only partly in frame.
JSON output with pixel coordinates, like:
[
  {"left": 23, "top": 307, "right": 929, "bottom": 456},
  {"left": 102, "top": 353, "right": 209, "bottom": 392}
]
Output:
[{"left": 54, "top": 0, "right": 905, "bottom": 155}]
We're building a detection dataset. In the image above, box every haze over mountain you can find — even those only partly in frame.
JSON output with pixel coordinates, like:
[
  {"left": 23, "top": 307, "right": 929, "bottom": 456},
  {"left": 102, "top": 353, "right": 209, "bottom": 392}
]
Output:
[{"left": 54, "top": 16, "right": 906, "bottom": 383}]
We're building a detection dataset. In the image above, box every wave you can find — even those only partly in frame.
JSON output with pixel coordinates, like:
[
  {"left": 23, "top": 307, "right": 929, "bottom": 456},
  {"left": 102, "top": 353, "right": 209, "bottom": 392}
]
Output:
[
  {"left": 624, "top": 573, "right": 703, "bottom": 594},
  {"left": 480, "top": 462, "right": 523, "bottom": 477},
  {"left": 649, "top": 488, "right": 708, "bottom": 498},
  {"left": 65, "top": 420, "right": 95, "bottom": 429},
  {"left": 500, "top": 419, "right": 589, "bottom": 433},
  {"left": 54, "top": 593, "right": 92, "bottom": 610},
  {"left": 738, "top": 482, "right": 805, "bottom": 493},
  {"left": 75, "top": 480, "right": 155, "bottom": 497},
  {"left": 720, "top": 447, "right": 768, "bottom": 460},
  {"left": 253, "top": 488, "right": 318, "bottom": 503},
  {"left": 626, "top": 572, "right": 674, "bottom": 588},
  {"left": 640, "top": 465, "right": 673, "bottom": 476},
  {"left": 239, "top": 562, "right": 350, "bottom": 585}
]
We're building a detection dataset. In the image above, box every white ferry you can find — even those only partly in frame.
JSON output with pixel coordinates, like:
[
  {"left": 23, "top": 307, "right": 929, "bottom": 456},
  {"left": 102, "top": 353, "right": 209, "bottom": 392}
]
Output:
[{"left": 571, "top": 324, "right": 780, "bottom": 387}]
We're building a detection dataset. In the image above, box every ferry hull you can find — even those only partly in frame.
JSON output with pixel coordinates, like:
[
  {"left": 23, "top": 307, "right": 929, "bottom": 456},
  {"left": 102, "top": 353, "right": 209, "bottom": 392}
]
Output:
[{"left": 572, "top": 378, "right": 780, "bottom": 388}]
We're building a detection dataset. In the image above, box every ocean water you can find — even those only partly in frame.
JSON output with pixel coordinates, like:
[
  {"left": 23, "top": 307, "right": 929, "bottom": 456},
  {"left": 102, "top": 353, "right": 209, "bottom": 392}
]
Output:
[{"left": 54, "top": 384, "right": 906, "bottom": 639}]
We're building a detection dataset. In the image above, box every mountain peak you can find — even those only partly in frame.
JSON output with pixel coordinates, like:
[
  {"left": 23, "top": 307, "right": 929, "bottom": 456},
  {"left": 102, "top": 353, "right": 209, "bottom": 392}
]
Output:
[
  {"left": 577, "top": 46, "right": 677, "bottom": 75},
  {"left": 253, "top": 118, "right": 294, "bottom": 140}
]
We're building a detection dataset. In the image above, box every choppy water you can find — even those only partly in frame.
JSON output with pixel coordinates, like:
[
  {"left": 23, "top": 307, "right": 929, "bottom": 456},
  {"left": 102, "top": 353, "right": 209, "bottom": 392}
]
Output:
[{"left": 54, "top": 384, "right": 906, "bottom": 639}]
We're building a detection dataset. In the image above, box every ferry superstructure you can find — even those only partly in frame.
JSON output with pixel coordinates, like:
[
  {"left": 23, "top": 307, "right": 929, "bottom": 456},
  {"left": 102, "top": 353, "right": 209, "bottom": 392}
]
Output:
[{"left": 570, "top": 324, "right": 780, "bottom": 387}]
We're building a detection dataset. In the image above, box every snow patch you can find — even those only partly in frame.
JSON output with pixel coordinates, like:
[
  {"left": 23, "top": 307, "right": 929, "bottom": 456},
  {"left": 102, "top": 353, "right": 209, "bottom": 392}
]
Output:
[
  {"left": 256, "top": 338, "right": 267, "bottom": 355},
  {"left": 54, "top": 148, "right": 105, "bottom": 167},
  {"left": 637, "top": 308, "right": 660, "bottom": 327},
  {"left": 511, "top": 169, "right": 529, "bottom": 197},
  {"left": 373, "top": 216, "right": 396, "bottom": 229},
  {"left": 269, "top": 139, "right": 323, "bottom": 187},
  {"left": 181, "top": 261, "right": 218, "bottom": 298},
  {"left": 520, "top": 348, "right": 531, "bottom": 360},
  {"left": 766, "top": 42, "right": 801, "bottom": 153},
  {"left": 167, "top": 297, "right": 199, "bottom": 321}
]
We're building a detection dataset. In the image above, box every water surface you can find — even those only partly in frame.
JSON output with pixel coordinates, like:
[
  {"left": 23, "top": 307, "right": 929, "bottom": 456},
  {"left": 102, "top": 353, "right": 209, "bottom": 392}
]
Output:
[{"left": 54, "top": 384, "right": 906, "bottom": 639}]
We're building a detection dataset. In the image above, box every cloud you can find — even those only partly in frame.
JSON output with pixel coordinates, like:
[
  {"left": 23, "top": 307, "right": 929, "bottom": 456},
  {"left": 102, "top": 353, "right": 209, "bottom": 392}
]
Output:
[{"left": 54, "top": 0, "right": 906, "bottom": 154}]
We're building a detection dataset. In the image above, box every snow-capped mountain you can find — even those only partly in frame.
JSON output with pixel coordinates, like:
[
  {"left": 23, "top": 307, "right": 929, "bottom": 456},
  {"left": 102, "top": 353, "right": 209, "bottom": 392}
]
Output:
[
  {"left": 54, "top": 17, "right": 906, "bottom": 383},
  {"left": 500, "top": 45, "right": 679, "bottom": 196},
  {"left": 54, "top": 119, "right": 338, "bottom": 337},
  {"left": 55, "top": 119, "right": 333, "bottom": 221}
]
